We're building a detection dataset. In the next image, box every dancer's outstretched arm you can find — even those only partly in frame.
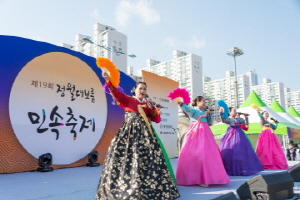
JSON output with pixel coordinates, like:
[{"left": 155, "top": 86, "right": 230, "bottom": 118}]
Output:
[
  {"left": 103, "top": 71, "right": 130, "bottom": 107},
  {"left": 219, "top": 108, "right": 231, "bottom": 124},
  {"left": 179, "top": 103, "right": 197, "bottom": 119}
]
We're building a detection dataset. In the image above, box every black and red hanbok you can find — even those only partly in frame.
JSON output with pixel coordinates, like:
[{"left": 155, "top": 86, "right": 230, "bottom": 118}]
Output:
[{"left": 95, "top": 81, "right": 179, "bottom": 200}]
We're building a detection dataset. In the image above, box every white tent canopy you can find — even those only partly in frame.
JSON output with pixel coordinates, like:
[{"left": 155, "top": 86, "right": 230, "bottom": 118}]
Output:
[
  {"left": 287, "top": 106, "right": 300, "bottom": 124},
  {"left": 238, "top": 106, "right": 291, "bottom": 124},
  {"left": 269, "top": 99, "right": 300, "bottom": 125}
]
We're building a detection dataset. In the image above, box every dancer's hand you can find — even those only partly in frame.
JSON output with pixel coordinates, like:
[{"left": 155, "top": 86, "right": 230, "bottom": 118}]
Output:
[
  {"left": 154, "top": 103, "right": 161, "bottom": 109},
  {"left": 256, "top": 109, "right": 260, "bottom": 113},
  {"left": 102, "top": 71, "right": 109, "bottom": 81},
  {"left": 177, "top": 100, "right": 183, "bottom": 105},
  {"left": 218, "top": 107, "right": 224, "bottom": 113},
  {"left": 145, "top": 96, "right": 155, "bottom": 110}
]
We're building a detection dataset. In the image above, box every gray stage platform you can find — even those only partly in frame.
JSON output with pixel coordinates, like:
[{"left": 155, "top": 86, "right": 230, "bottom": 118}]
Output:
[{"left": 1, "top": 159, "right": 300, "bottom": 200}]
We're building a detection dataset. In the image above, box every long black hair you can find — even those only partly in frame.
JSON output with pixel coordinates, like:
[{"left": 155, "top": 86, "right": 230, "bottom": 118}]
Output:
[
  {"left": 229, "top": 107, "right": 235, "bottom": 116},
  {"left": 229, "top": 107, "right": 235, "bottom": 112},
  {"left": 192, "top": 96, "right": 204, "bottom": 107},
  {"left": 131, "top": 82, "right": 147, "bottom": 96}
]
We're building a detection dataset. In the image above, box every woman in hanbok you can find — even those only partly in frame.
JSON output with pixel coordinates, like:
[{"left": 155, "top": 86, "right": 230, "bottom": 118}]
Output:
[
  {"left": 219, "top": 107, "right": 263, "bottom": 176},
  {"left": 176, "top": 96, "right": 230, "bottom": 186},
  {"left": 236, "top": 112, "right": 254, "bottom": 150},
  {"left": 102, "top": 85, "right": 177, "bottom": 183},
  {"left": 256, "top": 110, "right": 288, "bottom": 169},
  {"left": 95, "top": 71, "right": 180, "bottom": 200}
]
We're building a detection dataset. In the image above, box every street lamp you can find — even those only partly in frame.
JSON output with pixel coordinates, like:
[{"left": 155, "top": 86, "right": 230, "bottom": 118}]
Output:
[
  {"left": 82, "top": 37, "right": 136, "bottom": 59},
  {"left": 226, "top": 47, "right": 244, "bottom": 108}
]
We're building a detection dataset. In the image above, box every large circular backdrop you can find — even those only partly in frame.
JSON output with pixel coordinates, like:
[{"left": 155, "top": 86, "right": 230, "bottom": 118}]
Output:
[{"left": 9, "top": 52, "right": 107, "bottom": 164}]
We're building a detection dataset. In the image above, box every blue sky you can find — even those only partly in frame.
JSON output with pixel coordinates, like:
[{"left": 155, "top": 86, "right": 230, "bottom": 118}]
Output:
[{"left": 1, "top": 0, "right": 300, "bottom": 90}]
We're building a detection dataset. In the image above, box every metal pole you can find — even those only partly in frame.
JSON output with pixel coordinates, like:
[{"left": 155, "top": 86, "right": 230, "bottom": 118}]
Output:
[
  {"left": 284, "top": 135, "right": 288, "bottom": 154},
  {"left": 234, "top": 55, "right": 238, "bottom": 108},
  {"left": 226, "top": 47, "right": 243, "bottom": 108}
]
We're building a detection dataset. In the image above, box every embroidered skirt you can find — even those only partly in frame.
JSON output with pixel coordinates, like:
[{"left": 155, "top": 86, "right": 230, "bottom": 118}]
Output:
[{"left": 95, "top": 112, "right": 180, "bottom": 200}]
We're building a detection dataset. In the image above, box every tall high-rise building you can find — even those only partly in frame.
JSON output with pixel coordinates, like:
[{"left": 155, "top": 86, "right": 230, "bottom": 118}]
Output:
[
  {"left": 245, "top": 70, "right": 258, "bottom": 86},
  {"left": 203, "top": 71, "right": 254, "bottom": 122},
  {"left": 251, "top": 79, "right": 285, "bottom": 108},
  {"left": 127, "top": 66, "right": 134, "bottom": 76},
  {"left": 142, "top": 50, "right": 203, "bottom": 99},
  {"left": 203, "top": 71, "right": 251, "bottom": 108},
  {"left": 62, "top": 23, "right": 128, "bottom": 73},
  {"left": 285, "top": 90, "right": 300, "bottom": 112},
  {"left": 284, "top": 87, "right": 291, "bottom": 109}
]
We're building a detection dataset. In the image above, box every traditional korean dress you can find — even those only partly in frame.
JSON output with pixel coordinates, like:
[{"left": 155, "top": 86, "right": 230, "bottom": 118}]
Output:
[
  {"left": 95, "top": 81, "right": 180, "bottom": 200},
  {"left": 176, "top": 104, "right": 230, "bottom": 185},
  {"left": 256, "top": 115, "right": 288, "bottom": 169},
  {"left": 106, "top": 86, "right": 176, "bottom": 184},
  {"left": 220, "top": 115, "right": 263, "bottom": 176}
]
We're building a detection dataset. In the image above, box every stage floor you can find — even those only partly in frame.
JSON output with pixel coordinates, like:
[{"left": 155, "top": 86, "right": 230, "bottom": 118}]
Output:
[{"left": 1, "top": 159, "right": 300, "bottom": 200}]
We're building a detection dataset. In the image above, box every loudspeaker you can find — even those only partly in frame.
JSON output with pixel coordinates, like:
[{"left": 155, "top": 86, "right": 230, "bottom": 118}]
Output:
[
  {"left": 237, "top": 171, "right": 294, "bottom": 200},
  {"left": 288, "top": 163, "right": 300, "bottom": 182},
  {"left": 210, "top": 192, "right": 238, "bottom": 200}
]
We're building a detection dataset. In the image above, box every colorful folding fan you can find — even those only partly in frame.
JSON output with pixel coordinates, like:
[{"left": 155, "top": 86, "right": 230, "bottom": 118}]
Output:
[
  {"left": 216, "top": 100, "right": 229, "bottom": 119},
  {"left": 96, "top": 57, "right": 120, "bottom": 88},
  {"left": 250, "top": 103, "right": 263, "bottom": 111},
  {"left": 167, "top": 88, "right": 191, "bottom": 104}
]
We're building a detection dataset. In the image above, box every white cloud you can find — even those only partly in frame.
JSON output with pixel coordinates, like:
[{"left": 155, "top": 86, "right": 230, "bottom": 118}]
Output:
[
  {"left": 163, "top": 35, "right": 206, "bottom": 50},
  {"left": 115, "top": 1, "right": 131, "bottom": 26},
  {"left": 186, "top": 35, "right": 206, "bottom": 49},
  {"left": 163, "top": 36, "right": 179, "bottom": 47},
  {"left": 115, "top": 0, "right": 160, "bottom": 27},
  {"left": 89, "top": 8, "right": 101, "bottom": 20}
]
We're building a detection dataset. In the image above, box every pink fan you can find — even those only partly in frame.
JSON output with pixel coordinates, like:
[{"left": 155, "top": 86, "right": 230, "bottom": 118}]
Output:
[{"left": 167, "top": 88, "right": 191, "bottom": 104}]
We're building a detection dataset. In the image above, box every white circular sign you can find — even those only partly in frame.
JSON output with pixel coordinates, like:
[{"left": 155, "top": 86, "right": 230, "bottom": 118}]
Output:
[{"left": 9, "top": 52, "right": 107, "bottom": 165}]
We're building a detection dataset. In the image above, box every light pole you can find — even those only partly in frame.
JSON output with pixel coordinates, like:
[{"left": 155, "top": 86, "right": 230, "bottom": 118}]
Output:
[
  {"left": 82, "top": 37, "right": 136, "bottom": 60},
  {"left": 226, "top": 47, "right": 244, "bottom": 108}
]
